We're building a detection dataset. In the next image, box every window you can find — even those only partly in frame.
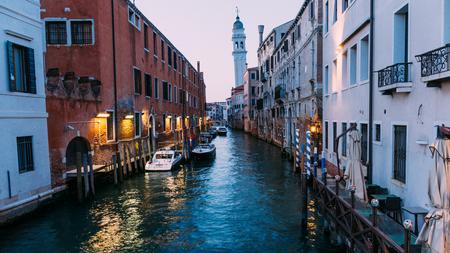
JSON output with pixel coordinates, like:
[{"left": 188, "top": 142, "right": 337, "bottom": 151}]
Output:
[
  {"left": 342, "top": 51, "right": 348, "bottom": 88},
  {"left": 360, "top": 36, "right": 369, "bottom": 81},
  {"left": 445, "top": 0, "right": 450, "bottom": 43},
  {"left": 174, "top": 86, "right": 177, "bottom": 103},
  {"left": 144, "top": 23, "right": 149, "bottom": 50},
  {"left": 162, "top": 81, "right": 168, "bottom": 100},
  {"left": 46, "top": 21, "right": 67, "bottom": 45},
  {"left": 71, "top": 21, "right": 93, "bottom": 45},
  {"left": 324, "top": 1, "right": 329, "bottom": 32},
  {"left": 375, "top": 123, "right": 381, "bottom": 143},
  {"left": 145, "top": 74, "right": 152, "bottom": 97},
  {"left": 134, "top": 68, "right": 141, "bottom": 94},
  {"left": 168, "top": 47, "right": 172, "bottom": 66},
  {"left": 134, "top": 112, "right": 141, "bottom": 137},
  {"left": 17, "top": 136, "right": 34, "bottom": 173},
  {"left": 360, "top": 123, "right": 368, "bottom": 164},
  {"left": 154, "top": 78, "right": 159, "bottom": 99},
  {"left": 394, "top": 5, "right": 409, "bottom": 63},
  {"left": 106, "top": 110, "right": 115, "bottom": 141},
  {"left": 324, "top": 65, "right": 329, "bottom": 94},
  {"left": 342, "top": 122, "right": 347, "bottom": 157},
  {"left": 161, "top": 40, "right": 165, "bottom": 61},
  {"left": 333, "top": 0, "right": 338, "bottom": 23},
  {"left": 332, "top": 59, "right": 337, "bottom": 91},
  {"left": 7, "top": 42, "right": 36, "bottom": 94},
  {"left": 393, "top": 125, "right": 407, "bottom": 183},
  {"left": 342, "top": 0, "right": 349, "bottom": 12},
  {"left": 168, "top": 83, "right": 172, "bottom": 101},
  {"left": 128, "top": 6, "right": 141, "bottom": 30},
  {"left": 153, "top": 32, "right": 157, "bottom": 55},
  {"left": 251, "top": 73, "right": 256, "bottom": 80},
  {"left": 173, "top": 52, "right": 178, "bottom": 69},
  {"left": 309, "top": 0, "right": 315, "bottom": 20},
  {"left": 332, "top": 122, "right": 337, "bottom": 152},
  {"left": 350, "top": 44, "right": 357, "bottom": 85}
]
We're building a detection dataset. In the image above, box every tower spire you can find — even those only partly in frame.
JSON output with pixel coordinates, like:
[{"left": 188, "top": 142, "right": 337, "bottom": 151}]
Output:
[{"left": 236, "top": 6, "right": 239, "bottom": 18}]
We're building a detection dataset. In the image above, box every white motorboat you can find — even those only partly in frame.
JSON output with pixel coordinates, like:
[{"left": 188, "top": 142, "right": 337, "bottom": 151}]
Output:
[
  {"left": 145, "top": 149, "right": 183, "bottom": 172},
  {"left": 192, "top": 143, "right": 216, "bottom": 159},
  {"left": 217, "top": 126, "right": 228, "bottom": 136}
]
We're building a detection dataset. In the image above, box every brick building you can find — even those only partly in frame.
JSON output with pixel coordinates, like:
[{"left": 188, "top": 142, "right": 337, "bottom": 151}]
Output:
[{"left": 41, "top": 0, "right": 206, "bottom": 186}]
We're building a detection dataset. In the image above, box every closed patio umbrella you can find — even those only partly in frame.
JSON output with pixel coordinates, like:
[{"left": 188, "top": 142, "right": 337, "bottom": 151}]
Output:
[
  {"left": 417, "top": 138, "right": 450, "bottom": 253},
  {"left": 344, "top": 130, "right": 368, "bottom": 202}
]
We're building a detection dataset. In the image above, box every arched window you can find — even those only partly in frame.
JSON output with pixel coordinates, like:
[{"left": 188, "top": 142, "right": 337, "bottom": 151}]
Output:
[
  {"left": 240, "top": 41, "right": 244, "bottom": 49},
  {"left": 235, "top": 42, "right": 238, "bottom": 49}
]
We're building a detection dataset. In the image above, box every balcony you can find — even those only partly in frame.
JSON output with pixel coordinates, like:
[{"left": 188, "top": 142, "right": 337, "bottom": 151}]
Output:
[
  {"left": 274, "top": 86, "right": 285, "bottom": 103},
  {"left": 377, "top": 62, "right": 412, "bottom": 95},
  {"left": 415, "top": 44, "right": 450, "bottom": 87}
]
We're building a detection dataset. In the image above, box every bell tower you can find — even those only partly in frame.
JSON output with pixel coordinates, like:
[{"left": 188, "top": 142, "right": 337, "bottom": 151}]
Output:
[{"left": 232, "top": 8, "right": 247, "bottom": 87}]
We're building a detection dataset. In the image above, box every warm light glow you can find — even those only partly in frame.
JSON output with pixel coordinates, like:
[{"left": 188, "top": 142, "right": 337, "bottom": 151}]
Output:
[
  {"left": 125, "top": 114, "right": 134, "bottom": 119},
  {"left": 310, "top": 125, "right": 317, "bottom": 133},
  {"left": 96, "top": 113, "right": 110, "bottom": 118}
]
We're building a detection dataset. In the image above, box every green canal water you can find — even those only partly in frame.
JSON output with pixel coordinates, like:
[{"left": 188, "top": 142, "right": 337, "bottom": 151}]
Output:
[{"left": 0, "top": 131, "right": 339, "bottom": 252}]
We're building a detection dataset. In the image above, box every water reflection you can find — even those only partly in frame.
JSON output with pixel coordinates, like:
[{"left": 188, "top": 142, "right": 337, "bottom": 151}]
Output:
[{"left": 0, "top": 130, "right": 337, "bottom": 253}]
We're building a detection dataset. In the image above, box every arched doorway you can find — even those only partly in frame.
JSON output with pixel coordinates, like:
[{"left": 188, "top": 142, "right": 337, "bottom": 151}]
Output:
[{"left": 66, "top": 137, "right": 91, "bottom": 167}]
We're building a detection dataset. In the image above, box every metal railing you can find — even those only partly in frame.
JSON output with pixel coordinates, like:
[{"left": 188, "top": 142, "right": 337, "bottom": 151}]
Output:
[
  {"left": 415, "top": 44, "right": 450, "bottom": 77},
  {"left": 377, "top": 62, "right": 412, "bottom": 88}
]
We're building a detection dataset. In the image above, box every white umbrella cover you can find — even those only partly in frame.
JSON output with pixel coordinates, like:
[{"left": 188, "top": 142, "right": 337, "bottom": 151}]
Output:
[
  {"left": 417, "top": 139, "right": 450, "bottom": 253},
  {"left": 344, "top": 130, "right": 368, "bottom": 202}
]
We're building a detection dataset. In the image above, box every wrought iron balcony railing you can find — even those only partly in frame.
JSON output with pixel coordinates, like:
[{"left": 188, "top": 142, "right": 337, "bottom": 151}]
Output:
[
  {"left": 377, "top": 62, "right": 412, "bottom": 88},
  {"left": 415, "top": 44, "right": 450, "bottom": 77}
]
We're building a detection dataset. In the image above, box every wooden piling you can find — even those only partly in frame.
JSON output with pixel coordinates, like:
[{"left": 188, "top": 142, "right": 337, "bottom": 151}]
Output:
[
  {"left": 117, "top": 153, "right": 123, "bottom": 182},
  {"left": 120, "top": 143, "right": 127, "bottom": 177},
  {"left": 112, "top": 154, "right": 118, "bottom": 185},
  {"left": 82, "top": 154, "right": 89, "bottom": 198},
  {"left": 76, "top": 152, "right": 83, "bottom": 202},
  {"left": 88, "top": 153, "right": 95, "bottom": 196}
]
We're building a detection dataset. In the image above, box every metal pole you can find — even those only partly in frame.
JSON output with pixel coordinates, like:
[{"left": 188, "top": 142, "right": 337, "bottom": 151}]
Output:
[
  {"left": 7, "top": 170, "right": 11, "bottom": 198},
  {"left": 321, "top": 151, "right": 326, "bottom": 183}
]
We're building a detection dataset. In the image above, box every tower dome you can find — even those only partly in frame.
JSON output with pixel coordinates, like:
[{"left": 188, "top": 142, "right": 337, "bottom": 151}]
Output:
[{"left": 233, "top": 16, "right": 244, "bottom": 30}]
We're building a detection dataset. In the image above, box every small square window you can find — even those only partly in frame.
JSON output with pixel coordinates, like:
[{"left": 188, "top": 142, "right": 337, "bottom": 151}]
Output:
[
  {"left": 375, "top": 123, "right": 381, "bottom": 142},
  {"left": 46, "top": 21, "right": 67, "bottom": 45},
  {"left": 71, "top": 21, "right": 93, "bottom": 45}
]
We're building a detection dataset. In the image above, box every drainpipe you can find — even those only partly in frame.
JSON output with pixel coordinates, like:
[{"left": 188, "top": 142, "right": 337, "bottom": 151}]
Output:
[
  {"left": 368, "top": 0, "right": 375, "bottom": 184},
  {"left": 111, "top": 0, "right": 119, "bottom": 153}
]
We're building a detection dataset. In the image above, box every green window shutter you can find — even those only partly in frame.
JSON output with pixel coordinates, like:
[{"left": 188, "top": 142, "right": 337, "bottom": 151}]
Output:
[
  {"left": 25, "top": 47, "right": 36, "bottom": 94},
  {"left": 6, "top": 41, "right": 16, "bottom": 91}
]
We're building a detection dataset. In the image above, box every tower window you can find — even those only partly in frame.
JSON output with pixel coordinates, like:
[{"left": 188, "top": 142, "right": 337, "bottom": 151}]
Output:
[{"left": 240, "top": 41, "right": 243, "bottom": 49}]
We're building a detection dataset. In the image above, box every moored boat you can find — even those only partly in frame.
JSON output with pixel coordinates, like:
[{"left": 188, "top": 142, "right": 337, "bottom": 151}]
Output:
[
  {"left": 145, "top": 149, "right": 183, "bottom": 172},
  {"left": 192, "top": 143, "right": 216, "bottom": 159},
  {"left": 217, "top": 126, "right": 227, "bottom": 136}
]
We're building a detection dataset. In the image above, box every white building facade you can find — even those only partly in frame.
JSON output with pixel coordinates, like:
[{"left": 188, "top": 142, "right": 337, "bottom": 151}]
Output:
[
  {"left": 0, "top": 0, "right": 51, "bottom": 220},
  {"left": 323, "top": 0, "right": 450, "bottom": 210},
  {"left": 372, "top": 0, "right": 450, "bottom": 208}
]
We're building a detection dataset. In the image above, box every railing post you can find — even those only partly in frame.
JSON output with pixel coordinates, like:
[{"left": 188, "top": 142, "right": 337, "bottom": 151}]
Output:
[
  {"left": 351, "top": 185, "right": 356, "bottom": 209},
  {"left": 371, "top": 199, "right": 379, "bottom": 227},
  {"left": 403, "top": 220, "right": 413, "bottom": 253},
  {"left": 335, "top": 175, "right": 340, "bottom": 196}
]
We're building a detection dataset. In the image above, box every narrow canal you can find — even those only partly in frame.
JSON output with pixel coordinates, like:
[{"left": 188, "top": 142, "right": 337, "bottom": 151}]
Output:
[{"left": 0, "top": 131, "right": 338, "bottom": 253}]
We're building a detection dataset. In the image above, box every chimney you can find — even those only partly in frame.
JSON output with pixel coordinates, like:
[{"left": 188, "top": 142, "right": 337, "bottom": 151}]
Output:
[
  {"left": 197, "top": 61, "right": 201, "bottom": 72},
  {"left": 258, "top": 25, "right": 264, "bottom": 46}
]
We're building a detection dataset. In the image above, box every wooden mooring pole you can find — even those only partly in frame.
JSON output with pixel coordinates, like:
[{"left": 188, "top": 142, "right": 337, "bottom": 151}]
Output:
[
  {"left": 112, "top": 154, "right": 118, "bottom": 185},
  {"left": 117, "top": 152, "right": 123, "bottom": 182},
  {"left": 76, "top": 152, "right": 83, "bottom": 202},
  {"left": 88, "top": 153, "right": 95, "bottom": 196},
  {"left": 82, "top": 154, "right": 90, "bottom": 198}
]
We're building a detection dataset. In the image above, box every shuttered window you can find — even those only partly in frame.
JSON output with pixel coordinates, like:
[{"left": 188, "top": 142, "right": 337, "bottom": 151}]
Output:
[
  {"left": 145, "top": 74, "right": 152, "bottom": 97},
  {"left": 46, "top": 21, "right": 67, "bottom": 45},
  {"left": 6, "top": 41, "right": 36, "bottom": 94},
  {"left": 17, "top": 136, "right": 34, "bottom": 173},
  {"left": 162, "top": 81, "right": 168, "bottom": 100},
  {"left": 393, "top": 125, "right": 407, "bottom": 183},
  {"left": 134, "top": 68, "right": 141, "bottom": 94},
  {"left": 71, "top": 21, "right": 93, "bottom": 45}
]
